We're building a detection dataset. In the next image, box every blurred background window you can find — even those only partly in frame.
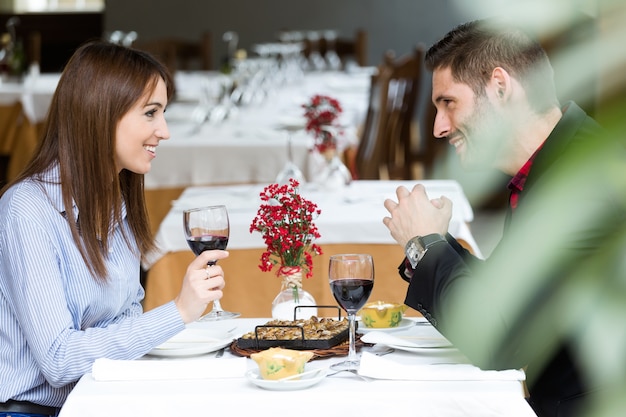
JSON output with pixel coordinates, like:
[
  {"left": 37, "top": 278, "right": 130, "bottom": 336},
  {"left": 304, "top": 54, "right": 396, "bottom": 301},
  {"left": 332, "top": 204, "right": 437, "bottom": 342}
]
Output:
[{"left": 1, "top": 0, "right": 104, "bottom": 12}]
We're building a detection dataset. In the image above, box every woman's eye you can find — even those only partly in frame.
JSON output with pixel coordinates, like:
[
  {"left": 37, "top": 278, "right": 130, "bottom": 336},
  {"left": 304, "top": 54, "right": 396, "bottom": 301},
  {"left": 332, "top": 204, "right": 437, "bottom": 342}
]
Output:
[{"left": 145, "top": 108, "right": 157, "bottom": 117}]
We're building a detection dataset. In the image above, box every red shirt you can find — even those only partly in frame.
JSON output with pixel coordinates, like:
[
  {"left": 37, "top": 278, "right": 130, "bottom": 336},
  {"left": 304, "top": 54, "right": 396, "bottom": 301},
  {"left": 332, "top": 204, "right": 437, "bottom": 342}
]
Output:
[{"left": 507, "top": 143, "right": 545, "bottom": 210}]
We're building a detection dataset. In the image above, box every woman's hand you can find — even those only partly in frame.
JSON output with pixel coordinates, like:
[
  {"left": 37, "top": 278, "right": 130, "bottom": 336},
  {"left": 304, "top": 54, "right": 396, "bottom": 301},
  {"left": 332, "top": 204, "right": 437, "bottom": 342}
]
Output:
[
  {"left": 174, "top": 250, "right": 228, "bottom": 323},
  {"left": 382, "top": 184, "right": 452, "bottom": 247}
]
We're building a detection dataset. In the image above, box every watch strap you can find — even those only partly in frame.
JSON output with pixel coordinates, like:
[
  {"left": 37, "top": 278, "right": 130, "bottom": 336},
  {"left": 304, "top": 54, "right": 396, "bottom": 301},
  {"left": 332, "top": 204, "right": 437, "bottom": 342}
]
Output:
[{"left": 420, "top": 233, "right": 447, "bottom": 249}]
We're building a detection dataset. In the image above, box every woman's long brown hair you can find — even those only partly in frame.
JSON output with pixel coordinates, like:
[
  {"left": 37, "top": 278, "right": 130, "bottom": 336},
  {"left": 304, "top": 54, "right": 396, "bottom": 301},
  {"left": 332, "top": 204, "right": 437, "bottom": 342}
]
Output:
[{"left": 2, "top": 41, "right": 174, "bottom": 281}]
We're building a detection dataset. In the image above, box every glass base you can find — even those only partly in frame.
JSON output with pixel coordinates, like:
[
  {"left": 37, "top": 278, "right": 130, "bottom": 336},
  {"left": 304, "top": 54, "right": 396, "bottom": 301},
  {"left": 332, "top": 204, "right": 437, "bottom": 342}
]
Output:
[
  {"left": 330, "top": 359, "right": 360, "bottom": 372},
  {"left": 275, "top": 162, "right": 305, "bottom": 185},
  {"left": 197, "top": 309, "right": 241, "bottom": 322}
]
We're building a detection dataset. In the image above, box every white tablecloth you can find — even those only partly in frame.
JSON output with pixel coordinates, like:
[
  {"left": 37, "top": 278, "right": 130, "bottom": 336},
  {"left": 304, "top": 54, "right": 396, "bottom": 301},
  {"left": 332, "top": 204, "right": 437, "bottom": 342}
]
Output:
[
  {"left": 59, "top": 318, "right": 536, "bottom": 417},
  {"left": 0, "top": 73, "right": 58, "bottom": 123},
  {"left": 145, "top": 70, "right": 370, "bottom": 189},
  {"left": 144, "top": 179, "right": 482, "bottom": 269}
]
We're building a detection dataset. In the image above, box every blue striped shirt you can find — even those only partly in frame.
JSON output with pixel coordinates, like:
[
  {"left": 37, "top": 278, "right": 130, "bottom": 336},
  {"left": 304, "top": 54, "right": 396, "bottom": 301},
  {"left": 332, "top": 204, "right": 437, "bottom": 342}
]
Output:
[{"left": 0, "top": 167, "right": 185, "bottom": 408}]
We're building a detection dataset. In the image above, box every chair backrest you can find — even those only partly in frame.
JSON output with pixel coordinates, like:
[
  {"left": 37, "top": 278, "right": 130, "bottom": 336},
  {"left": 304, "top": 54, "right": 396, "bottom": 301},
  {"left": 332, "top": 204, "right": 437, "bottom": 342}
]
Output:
[
  {"left": 0, "top": 101, "right": 40, "bottom": 184},
  {"left": 415, "top": 82, "right": 448, "bottom": 179},
  {"left": 133, "top": 31, "right": 212, "bottom": 73},
  {"left": 333, "top": 29, "right": 367, "bottom": 67},
  {"left": 353, "top": 46, "right": 423, "bottom": 180},
  {"left": 353, "top": 68, "right": 389, "bottom": 179}
]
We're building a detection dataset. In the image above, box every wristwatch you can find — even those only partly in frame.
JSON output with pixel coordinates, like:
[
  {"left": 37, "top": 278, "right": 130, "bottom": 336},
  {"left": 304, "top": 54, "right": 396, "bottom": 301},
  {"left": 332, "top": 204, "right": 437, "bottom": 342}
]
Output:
[{"left": 405, "top": 233, "right": 446, "bottom": 269}]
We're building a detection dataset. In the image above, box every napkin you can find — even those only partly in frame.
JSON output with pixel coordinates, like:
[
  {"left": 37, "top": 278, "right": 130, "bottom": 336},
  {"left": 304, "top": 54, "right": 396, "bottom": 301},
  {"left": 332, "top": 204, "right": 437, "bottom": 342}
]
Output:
[
  {"left": 358, "top": 352, "right": 526, "bottom": 381},
  {"left": 360, "top": 330, "right": 453, "bottom": 348},
  {"left": 92, "top": 357, "right": 247, "bottom": 381}
]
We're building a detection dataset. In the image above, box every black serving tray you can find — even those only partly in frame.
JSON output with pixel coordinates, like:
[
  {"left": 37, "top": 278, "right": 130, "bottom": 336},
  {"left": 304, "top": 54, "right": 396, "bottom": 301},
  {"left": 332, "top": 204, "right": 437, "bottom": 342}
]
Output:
[{"left": 236, "top": 305, "right": 349, "bottom": 350}]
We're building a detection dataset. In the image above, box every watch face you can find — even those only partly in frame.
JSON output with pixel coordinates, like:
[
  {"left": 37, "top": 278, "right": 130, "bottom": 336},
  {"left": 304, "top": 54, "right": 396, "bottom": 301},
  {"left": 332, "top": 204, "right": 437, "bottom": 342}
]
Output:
[{"left": 406, "top": 240, "right": 422, "bottom": 264}]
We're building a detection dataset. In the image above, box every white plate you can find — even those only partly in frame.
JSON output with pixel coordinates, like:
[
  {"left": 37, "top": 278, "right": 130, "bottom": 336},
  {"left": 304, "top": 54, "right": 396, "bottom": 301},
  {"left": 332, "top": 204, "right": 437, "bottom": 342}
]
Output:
[
  {"left": 245, "top": 368, "right": 327, "bottom": 391},
  {"left": 274, "top": 116, "right": 307, "bottom": 132},
  {"left": 356, "top": 318, "right": 415, "bottom": 334},
  {"left": 360, "top": 327, "right": 454, "bottom": 352},
  {"left": 147, "top": 328, "right": 234, "bottom": 358}
]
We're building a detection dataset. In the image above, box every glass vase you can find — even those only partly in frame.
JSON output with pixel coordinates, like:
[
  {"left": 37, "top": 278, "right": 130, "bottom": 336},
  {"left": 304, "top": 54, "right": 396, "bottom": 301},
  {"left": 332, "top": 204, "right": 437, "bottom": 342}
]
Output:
[{"left": 271, "top": 268, "right": 317, "bottom": 320}]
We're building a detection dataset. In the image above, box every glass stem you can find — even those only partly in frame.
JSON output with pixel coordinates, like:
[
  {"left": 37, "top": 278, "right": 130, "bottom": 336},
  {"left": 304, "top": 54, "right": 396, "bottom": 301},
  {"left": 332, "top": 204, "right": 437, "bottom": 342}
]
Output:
[
  {"left": 347, "top": 313, "right": 357, "bottom": 363},
  {"left": 287, "top": 132, "right": 294, "bottom": 163},
  {"left": 207, "top": 260, "right": 223, "bottom": 312}
]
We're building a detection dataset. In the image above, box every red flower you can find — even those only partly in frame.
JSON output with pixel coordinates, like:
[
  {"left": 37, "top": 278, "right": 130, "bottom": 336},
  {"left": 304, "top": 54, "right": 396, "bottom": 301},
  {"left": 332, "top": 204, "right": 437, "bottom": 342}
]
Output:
[
  {"left": 302, "top": 94, "right": 343, "bottom": 154},
  {"left": 249, "top": 179, "right": 322, "bottom": 278}
]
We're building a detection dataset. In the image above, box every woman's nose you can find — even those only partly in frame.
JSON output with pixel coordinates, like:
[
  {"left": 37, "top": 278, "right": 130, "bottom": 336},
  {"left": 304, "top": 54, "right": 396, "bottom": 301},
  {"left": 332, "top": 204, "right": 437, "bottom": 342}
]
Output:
[{"left": 157, "top": 119, "right": 170, "bottom": 140}]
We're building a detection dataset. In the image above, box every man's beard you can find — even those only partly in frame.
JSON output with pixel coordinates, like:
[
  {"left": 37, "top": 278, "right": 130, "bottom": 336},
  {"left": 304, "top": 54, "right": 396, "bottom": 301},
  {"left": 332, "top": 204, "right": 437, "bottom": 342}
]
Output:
[{"left": 458, "top": 94, "right": 506, "bottom": 172}]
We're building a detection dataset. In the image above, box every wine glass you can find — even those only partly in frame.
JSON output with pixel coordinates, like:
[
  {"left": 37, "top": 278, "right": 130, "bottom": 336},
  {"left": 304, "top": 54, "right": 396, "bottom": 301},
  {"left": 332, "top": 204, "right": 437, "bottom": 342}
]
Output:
[
  {"left": 328, "top": 253, "right": 374, "bottom": 371},
  {"left": 275, "top": 126, "right": 305, "bottom": 185},
  {"left": 183, "top": 205, "right": 240, "bottom": 321}
]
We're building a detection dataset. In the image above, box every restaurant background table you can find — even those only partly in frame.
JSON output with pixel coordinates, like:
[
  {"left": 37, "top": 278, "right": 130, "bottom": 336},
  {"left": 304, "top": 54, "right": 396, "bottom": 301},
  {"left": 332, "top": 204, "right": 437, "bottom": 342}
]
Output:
[
  {"left": 0, "top": 73, "right": 57, "bottom": 180},
  {"left": 146, "top": 69, "right": 370, "bottom": 190},
  {"left": 1, "top": 70, "right": 369, "bottom": 191},
  {"left": 143, "top": 69, "right": 370, "bottom": 232},
  {"left": 0, "top": 73, "right": 58, "bottom": 123},
  {"left": 58, "top": 318, "right": 536, "bottom": 417},
  {"left": 143, "top": 180, "right": 483, "bottom": 317}
]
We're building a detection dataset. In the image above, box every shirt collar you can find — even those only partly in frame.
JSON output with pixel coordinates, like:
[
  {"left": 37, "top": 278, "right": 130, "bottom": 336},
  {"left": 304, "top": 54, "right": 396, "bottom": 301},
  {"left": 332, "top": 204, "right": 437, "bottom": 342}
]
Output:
[{"left": 37, "top": 164, "right": 127, "bottom": 226}]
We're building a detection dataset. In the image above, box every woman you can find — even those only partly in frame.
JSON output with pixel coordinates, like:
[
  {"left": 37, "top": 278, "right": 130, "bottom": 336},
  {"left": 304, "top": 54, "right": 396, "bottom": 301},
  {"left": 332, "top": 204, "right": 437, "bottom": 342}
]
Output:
[{"left": 0, "top": 42, "right": 227, "bottom": 415}]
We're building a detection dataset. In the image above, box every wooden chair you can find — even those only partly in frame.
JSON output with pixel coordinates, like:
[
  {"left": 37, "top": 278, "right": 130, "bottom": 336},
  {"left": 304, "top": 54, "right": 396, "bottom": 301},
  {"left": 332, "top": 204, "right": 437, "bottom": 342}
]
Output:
[
  {"left": 0, "top": 102, "right": 40, "bottom": 185},
  {"left": 329, "top": 29, "right": 367, "bottom": 67},
  {"left": 133, "top": 31, "right": 212, "bottom": 73},
  {"left": 413, "top": 82, "right": 448, "bottom": 179},
  {"left": 351, "top": 46, "right": 424, "bottom": 180},
  {"left": 351, "top": 68, "right": 388, "bottom": 179}
]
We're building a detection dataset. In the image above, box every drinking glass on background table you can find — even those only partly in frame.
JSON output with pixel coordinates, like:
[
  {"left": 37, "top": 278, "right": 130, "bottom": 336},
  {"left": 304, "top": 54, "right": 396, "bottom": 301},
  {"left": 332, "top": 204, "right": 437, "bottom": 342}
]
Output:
[
  {"left": 183, "top": 205, "right": 240, "bottom": 321},
  {"left": 328, "top": 253, "right": 374, "bottom": 371},
  {"left": 275, "top": 125, "right": 305, "bottom": 185}
]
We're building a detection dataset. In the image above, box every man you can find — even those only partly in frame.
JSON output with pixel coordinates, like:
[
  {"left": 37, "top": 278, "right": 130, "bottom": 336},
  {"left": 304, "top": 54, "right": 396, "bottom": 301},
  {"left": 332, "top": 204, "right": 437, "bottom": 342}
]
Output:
[{"left": 383, "top": 19, "right": 626, "bottom": 417}]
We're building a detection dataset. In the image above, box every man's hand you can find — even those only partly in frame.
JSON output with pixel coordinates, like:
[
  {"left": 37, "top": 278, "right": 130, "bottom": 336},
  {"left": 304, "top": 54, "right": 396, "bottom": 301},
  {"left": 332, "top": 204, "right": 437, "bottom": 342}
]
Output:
[{"left": 383, "top": 184, "right": 452, "bottom": 247}]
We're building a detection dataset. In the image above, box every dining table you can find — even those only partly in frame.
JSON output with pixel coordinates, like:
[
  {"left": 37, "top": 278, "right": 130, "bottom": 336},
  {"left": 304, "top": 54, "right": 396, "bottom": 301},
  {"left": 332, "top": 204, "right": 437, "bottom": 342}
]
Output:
[
  {"left": 58, "top": 317, "right": 537, "bottom": 417},
  {"left": 0, "top": 72, "right": 58, "bottom": 124},
  {"left": 148, "top": 68, "right": 371, "bottom": 190},
  {"left": 0, "top": 72, "right": 57, "bottom": 180},
  {"left": 142, "top": 180, "right": 483, "bottom": 317}
]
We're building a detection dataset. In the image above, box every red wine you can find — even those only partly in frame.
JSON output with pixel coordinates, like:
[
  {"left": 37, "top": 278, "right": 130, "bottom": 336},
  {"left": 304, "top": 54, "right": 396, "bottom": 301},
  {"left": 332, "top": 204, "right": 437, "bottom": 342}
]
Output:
[
  {"left": 186, "top": 235, "right": 229, "bottom": 256},
  {"left": 330, "top": 279, "right": 373, "bottom": 313}
]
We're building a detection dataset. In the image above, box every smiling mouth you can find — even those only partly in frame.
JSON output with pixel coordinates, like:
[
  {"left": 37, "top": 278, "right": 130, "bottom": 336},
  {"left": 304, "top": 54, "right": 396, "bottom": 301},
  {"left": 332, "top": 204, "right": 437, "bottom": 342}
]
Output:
[
  {"left": 448, "top": 135, "right": 465, "bottom": 149},
  {"left": 144, "top": 145, "right": 156, "bottom": 154}
]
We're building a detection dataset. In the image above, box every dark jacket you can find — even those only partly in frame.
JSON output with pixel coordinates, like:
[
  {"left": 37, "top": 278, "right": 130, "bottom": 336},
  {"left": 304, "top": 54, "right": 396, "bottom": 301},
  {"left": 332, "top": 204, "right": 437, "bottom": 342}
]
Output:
[{"left": 399, "top": 102, "right": 626, "bottom": 417}]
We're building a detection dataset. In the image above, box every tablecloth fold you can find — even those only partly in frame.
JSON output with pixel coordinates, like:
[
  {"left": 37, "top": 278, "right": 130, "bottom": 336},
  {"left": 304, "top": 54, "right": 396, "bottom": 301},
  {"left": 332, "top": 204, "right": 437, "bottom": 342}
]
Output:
[
  {"left": 92, "top": 357, "right": 247, "bottom": 381},
  {"left": 358, "top": 352, "right": 525, "bottom": 381}
]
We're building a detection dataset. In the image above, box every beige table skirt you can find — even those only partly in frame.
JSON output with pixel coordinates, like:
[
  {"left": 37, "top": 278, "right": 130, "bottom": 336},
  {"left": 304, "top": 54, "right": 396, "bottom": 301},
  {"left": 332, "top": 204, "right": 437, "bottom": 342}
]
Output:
[{"left": 143, "top": 243, "right": 423, "bottom": 318}]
